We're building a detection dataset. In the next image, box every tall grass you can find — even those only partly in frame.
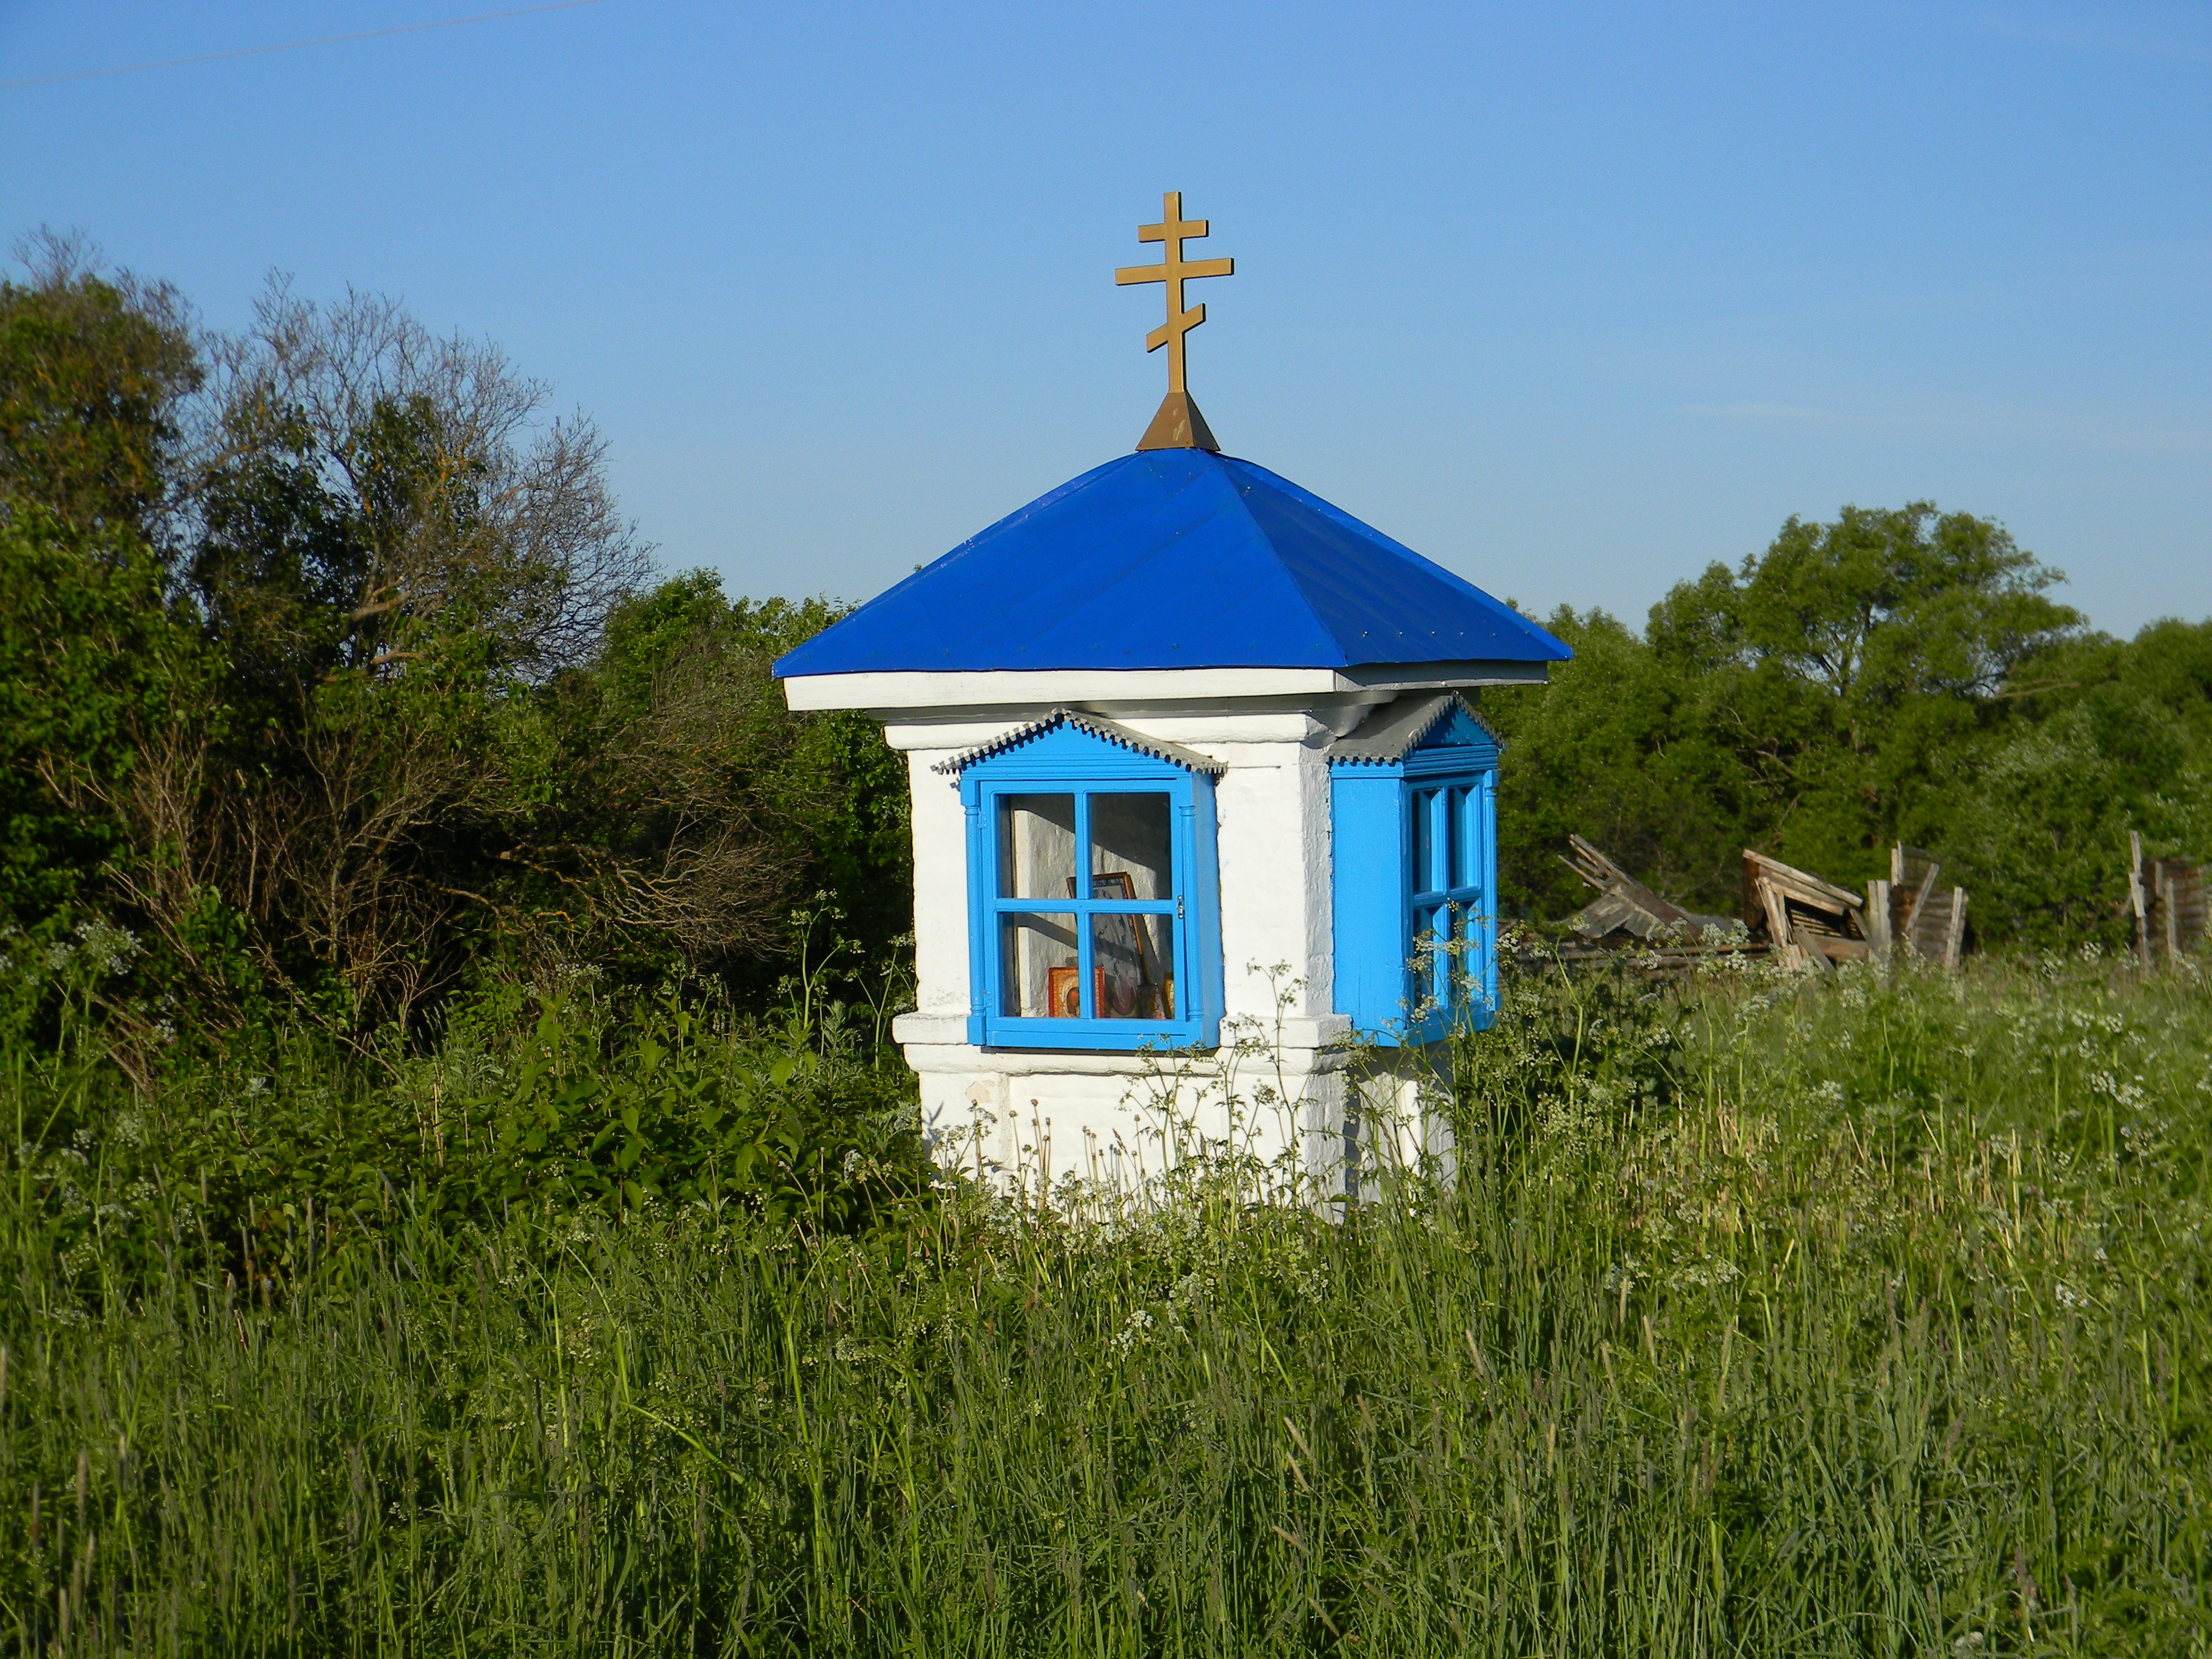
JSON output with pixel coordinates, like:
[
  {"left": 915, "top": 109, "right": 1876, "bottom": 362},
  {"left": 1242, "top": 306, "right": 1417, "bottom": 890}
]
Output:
[{"left": 2, "top": 950, "right": 2207, "bottom": 1655}]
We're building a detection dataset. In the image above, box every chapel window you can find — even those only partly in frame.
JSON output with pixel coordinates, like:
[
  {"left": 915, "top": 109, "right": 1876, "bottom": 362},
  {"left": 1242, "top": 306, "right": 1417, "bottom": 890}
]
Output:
[
  {"left": 943, "top": 712, "right": 1221, "bottom": 1050},
  {"left": 1407, "top": 781, "right": 1491, "bottom": 1025},
  {"left": 1329, "top": 696, "right": 1501, "bottom": 1043}
]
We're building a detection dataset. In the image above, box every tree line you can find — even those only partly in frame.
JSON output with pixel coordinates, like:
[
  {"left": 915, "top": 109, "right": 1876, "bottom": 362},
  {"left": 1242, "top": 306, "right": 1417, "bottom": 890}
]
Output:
[
  {"left": 1481, "top": 512, "right": 2211, "bottom": 948},
  {"left": 1, "top": 234, "right": 907, "bottom": 1060},
  {"left": 4, "top": 236, "right": 2208, "bottom": 1061}
]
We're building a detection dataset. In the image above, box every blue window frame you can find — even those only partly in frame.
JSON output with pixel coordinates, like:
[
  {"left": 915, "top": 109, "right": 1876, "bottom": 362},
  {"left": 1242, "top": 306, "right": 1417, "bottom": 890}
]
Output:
[
  {"left": 1401, "top": 759, "right": 1498, "bottom": 1036},
  {"left": 950, "top": 714, "right": 1222, "bottom": 1051},
  {"left": 1330, "top": 698, "right": 1500, "bottom": 1045}
]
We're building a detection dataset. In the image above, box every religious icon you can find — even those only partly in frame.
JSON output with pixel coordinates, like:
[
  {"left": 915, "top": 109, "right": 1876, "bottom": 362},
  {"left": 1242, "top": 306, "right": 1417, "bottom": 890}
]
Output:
[
  {"left": 1036, "top": 872, "right": 1168, "bottom": 1019},
  {"left": 1046, "top": 966, "right": 1086, "bottom": 1020}
]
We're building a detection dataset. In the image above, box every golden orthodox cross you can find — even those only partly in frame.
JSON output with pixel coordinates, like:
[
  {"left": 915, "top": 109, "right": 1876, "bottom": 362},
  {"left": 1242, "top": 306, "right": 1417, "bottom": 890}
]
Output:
[{"left": 1115, "top": 191, "right": 1234, "bottom": 398}]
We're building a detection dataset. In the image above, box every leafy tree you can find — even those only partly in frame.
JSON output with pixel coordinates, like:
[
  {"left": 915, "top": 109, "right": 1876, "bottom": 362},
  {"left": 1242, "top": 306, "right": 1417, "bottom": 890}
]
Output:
[
  {"left": 1479, "top": 609, "right": 1745, "bottom": 921},
  {"left": 0, "top": 231, "right": 200, "bottom": 540},
  {"left": 1940, "top": 617, "right": 2212, "bottom": 947},
  {"left": 0, "top": 240, "right": 214, "bottom": 982},
  {"left": 114, "top": 284, "right": 657, "bottom": 1030},
  {"left": 1940, "top": 697, "right": 2206, "bottom": 948},
  {"left": 1648, "top": 503, "right": 2080, "bottom": 886},
  {"left": 1487, "top": 505, "right": 2088, "bottom": 930},
  {"left": 0, "top": 507, "right": 215, "bottom": 937}
]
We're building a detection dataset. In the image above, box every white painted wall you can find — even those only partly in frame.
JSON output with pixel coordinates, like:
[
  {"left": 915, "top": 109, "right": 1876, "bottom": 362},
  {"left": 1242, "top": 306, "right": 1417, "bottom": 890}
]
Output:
[
  {"left": 904, "top": 749, "right": 971, "bottom": 1024},
  {"left": 839, "top": 682, "right": 1441, "bottom": 1199}
]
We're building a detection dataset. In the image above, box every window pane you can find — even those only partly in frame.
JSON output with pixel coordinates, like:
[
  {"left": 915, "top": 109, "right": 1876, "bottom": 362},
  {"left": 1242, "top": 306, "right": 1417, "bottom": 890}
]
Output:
[
  {"left": 997, "top": 794, "right": 1077, "bottom": 899},
  {"left": 1413, "top": 902, "right": 1453, "bottom": 1008},
  {"left": 1091, "top": 913, "right": 1175, "bottom": 1020},
  {"left": 1446, "top": 787, "right": 1468, "bottom": 889},
  {"left": 1412, "top": 790, "right": 1437, "bottom": 895},
  {"left": 1089, "top": 792, "right": 1173, "bottom": 899},
  {"left": 999, "top": 913, "right": 1077, "bottom": 1018}
]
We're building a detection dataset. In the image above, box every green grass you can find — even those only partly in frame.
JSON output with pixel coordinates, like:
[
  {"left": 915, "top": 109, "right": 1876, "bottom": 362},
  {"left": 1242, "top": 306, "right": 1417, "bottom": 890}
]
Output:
[{"left": 2, "top": 950, "right": 2208, "bottom": 1655}]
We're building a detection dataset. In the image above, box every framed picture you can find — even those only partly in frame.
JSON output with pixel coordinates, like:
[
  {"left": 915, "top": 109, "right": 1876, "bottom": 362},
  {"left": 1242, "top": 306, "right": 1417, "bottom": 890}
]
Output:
[
  {"left": 1056, "top": 872, "right": 1170, "bottom": 1017},
  {"left": 1044, "top": 966, "right": 1173, "bottom": 1020},
  {"left": 1074, "top": 871, "right": 1138, "bottom": 900}
]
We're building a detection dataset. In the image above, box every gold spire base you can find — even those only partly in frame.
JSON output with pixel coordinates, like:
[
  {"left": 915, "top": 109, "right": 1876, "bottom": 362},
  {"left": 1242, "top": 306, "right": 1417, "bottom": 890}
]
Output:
[{"left": 1136, "top": 390, "right": 1219, "bottom": 452}]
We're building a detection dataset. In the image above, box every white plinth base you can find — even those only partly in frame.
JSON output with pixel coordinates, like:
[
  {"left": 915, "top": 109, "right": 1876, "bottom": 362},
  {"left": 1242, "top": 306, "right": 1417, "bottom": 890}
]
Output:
[{"left": 896, "top": 1020, "right": 1453, "bottom": 1208}]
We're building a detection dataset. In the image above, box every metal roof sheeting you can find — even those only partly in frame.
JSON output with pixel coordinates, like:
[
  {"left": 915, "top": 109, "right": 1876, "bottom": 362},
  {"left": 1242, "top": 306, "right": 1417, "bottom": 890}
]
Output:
[
  {"left": 931, "top": 707, "right": 1227, "bottom": 776},
  {"left": 774, "top": 448, "right": 1571, "bottom": 679}
]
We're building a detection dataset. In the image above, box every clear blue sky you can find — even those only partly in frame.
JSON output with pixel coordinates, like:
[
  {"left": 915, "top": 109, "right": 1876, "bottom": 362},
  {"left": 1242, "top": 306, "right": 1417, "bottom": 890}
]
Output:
[{"left": 4, "top": 1, "right": 2206, "bottom": 637}]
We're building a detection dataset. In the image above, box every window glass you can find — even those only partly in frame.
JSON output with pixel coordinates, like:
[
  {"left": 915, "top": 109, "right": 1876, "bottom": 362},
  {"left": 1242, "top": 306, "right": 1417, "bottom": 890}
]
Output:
[
  {"left": 1412, "top": 789, "right": 1437, "bottom": 895},
  {"left": 1089, "top": 792, "right": 1172, "bottom": 899},
  {"left": 1446, "top": 787, "right": 1468, "bottom": 889},
  {"left": 1091, "top": 912, "right": 1175, "bottom": 1019},
  {"left": 1426, "top": 905, "right": 1452, "bottom": 1007},
  {"left": 999, "top": 912, "right": 1077, "bottom": 1018},
  {"left": 997, "top": 795, "right": 1076, "bottom": 899}
]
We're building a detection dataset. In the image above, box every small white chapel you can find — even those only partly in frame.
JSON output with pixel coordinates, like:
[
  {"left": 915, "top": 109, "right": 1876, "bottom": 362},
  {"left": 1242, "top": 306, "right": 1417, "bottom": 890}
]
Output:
[{"left": 774, "top": 193, "right": 1568, "bottom": 1197}]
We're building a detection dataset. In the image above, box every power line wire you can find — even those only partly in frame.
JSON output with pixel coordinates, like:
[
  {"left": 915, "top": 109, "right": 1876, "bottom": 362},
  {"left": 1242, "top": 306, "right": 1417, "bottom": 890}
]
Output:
[{"left": 0, "top": 0, "right": 616, "bottom": 93}]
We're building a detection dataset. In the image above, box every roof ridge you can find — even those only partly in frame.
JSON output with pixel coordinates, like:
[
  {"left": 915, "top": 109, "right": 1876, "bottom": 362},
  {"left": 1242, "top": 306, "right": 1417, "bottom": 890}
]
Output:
[
  {"left": 1204, "top": 454, "right": 1354, "bottom": 669},
  {"left": 1223, "top": 456, "right": 1567, "bottom": 658},
  {"left": 1212, "top": 458, "right": 1363, "bottom": 668}
]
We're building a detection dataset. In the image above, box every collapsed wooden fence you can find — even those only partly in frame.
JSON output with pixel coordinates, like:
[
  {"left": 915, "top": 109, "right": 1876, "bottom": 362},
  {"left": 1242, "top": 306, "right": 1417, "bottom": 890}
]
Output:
[
  {"left": 1566, "top": 831, "right": 2208, "bottom": 975},
  {"left": 1567, "top": 838, "right": 1969, "bottom": 971},
  {"left": 2132, "top": 831, "right": 2205, "bottom": 970}
]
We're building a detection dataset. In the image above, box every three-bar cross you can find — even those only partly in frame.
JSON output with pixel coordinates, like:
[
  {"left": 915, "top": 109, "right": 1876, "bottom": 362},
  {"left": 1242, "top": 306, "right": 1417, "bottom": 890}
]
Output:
[{"left": 1115, "top": 191, "right": 1234, "bottom": 397}]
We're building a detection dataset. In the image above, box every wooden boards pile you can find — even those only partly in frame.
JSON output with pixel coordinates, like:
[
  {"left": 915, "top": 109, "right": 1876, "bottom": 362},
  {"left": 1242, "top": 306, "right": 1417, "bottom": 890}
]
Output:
[
  {"left": 1741, "top": 849, "right": 1874, "bottom": 969},
  {"left": 1556, "top": 835, "right": 1977, "bottom": 972},
  {"left": 1865, "top": 846, "right": 1968, "bottom": 971},
  {"left": 2132, "top": 832, "right": 2205, "bottom": 969},
  {"left": 1741, "top": 845, "right": 1968, "bottom": 970}
]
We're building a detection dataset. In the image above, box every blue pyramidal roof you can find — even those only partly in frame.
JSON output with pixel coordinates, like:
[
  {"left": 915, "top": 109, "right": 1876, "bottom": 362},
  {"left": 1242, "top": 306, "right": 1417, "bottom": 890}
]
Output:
[{"left": 772, "top": 447, "right": 1569, "bottom": 677}]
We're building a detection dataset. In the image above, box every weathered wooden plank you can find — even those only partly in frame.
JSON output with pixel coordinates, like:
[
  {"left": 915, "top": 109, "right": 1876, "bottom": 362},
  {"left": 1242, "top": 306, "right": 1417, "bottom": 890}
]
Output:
[
  {"left": 1904, "top": 886, "right": 1967, "bottom": 967},
  {"left": 2131, "top": 831, "right": 2152, "bottom": 967},
  {"left": 1562, "top": 839, "right": 1688, "bottom": 925},
  {"left": 2146, "top": 857, "right": 2205, "bottom": 958},
  {"left": 1561, "top": 834, "right": 1739, "bottom": 943},
  {"left": 1744, "top": 849, "right": 1865, "bottom": 913},
  {"left": 1803, "top": 931, "right": 1874, "bottom": 963},
  {"left": 1759, "top": 877, "right": 1795, "bottom": 962},
  {"left": 1790, "top": 925, "right": 1838, "bottom": 972},
  {"left": 1865, "top": 878, "right": 1893, "bottom": 955}
]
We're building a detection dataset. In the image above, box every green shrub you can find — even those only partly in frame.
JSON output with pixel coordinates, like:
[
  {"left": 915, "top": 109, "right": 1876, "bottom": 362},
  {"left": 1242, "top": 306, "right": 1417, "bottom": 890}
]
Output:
[{"left": 0, "top": 921, "right": 929, "bottom": 1311}]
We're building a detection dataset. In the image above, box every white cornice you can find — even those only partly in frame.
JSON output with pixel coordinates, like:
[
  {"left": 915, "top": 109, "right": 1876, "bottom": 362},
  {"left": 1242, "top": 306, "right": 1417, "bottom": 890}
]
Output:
[{"left": 781, "top": 661, "right": 1548, "bottom": 715}]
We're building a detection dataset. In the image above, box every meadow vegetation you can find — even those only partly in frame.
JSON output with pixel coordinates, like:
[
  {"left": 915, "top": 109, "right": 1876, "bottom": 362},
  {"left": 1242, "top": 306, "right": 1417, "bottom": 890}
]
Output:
[
  {"left": 4, "top": 240, "right": 2211, "bottom": 1654},
  {"left": 2, "top": 941, "right": 2206, "bottom": 1656}
]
